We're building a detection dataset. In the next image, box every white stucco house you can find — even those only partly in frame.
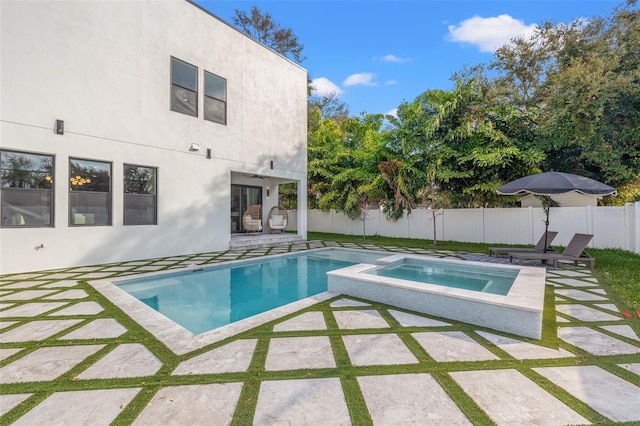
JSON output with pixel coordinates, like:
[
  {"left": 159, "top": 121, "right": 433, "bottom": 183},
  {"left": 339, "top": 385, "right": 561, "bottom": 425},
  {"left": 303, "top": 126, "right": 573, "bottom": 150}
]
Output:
[{"left": 0, "top": 0, "right": 308, "bottom": 274}]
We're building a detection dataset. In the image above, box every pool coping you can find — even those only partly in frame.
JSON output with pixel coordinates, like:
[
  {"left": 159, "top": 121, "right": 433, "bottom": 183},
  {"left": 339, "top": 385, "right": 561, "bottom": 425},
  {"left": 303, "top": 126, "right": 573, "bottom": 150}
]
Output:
[{"left": 327, "top": 254, "right": 547, "bottom": 339}]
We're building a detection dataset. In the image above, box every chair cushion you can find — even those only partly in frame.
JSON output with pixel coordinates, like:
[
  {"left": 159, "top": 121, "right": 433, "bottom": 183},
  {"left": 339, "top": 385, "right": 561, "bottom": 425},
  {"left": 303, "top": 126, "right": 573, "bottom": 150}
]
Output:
[{"left": 271, "top": 214, "right": 283, "bottom": 226}]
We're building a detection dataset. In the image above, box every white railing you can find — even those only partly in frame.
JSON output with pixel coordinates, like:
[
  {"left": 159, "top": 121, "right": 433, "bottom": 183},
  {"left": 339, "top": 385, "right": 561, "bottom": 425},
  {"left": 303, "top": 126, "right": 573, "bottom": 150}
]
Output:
[{"left": 290, "top": 202, "right": 639, "bottom": 253}]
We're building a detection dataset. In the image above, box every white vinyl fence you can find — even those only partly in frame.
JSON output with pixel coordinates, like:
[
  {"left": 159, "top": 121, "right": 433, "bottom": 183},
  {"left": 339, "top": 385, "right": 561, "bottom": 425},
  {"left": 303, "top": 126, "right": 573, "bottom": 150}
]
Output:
[{"left": 290, "top": 202, "right": 640, "bottom": 254}]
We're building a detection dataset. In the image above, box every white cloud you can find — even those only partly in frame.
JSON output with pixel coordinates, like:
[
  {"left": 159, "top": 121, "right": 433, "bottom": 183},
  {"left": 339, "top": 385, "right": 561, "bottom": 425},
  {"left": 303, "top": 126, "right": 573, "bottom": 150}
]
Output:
[
  {"left": 310, "top": 77, "right": 343, "bottom": 97},
  {"left": 385, "top": 108, "right": 398, "bottom": 118},
  {"left": 343, "top": 72, "right": 377, "bottom": 87},
  {"left": 448, "top": 14, "right": 538, "bottom": 53},
  {"left": 384, "top": 80, "right": 397, "bottom": 86},
  {"left": 382, "top": 54, "right": 410, "bottom": 63}
]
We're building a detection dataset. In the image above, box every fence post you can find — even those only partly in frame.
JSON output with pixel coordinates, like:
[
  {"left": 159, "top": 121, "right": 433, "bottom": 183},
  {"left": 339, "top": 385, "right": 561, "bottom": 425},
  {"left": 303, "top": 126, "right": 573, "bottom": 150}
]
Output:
[
  {"left": 528, "top": 206, "right": 534, "bottom": 244},
  {"left": 635, "top": 202, "right": 640, "bottom": 254}
]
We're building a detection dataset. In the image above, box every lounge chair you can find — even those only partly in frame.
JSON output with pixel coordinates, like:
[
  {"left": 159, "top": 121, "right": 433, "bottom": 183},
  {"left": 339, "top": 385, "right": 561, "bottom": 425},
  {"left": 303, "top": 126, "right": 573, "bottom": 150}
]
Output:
[
  {"left": 488, "top": 231, "right": 558, "bottom": 257},
  {"left": 242, "top": 204, "right": 263, "bottom": 233},
  {"left": 509, "top": 233, "right": 595, "bottom": 268},
  {"left": 267, "top": 205, "right": 288, "bottom": 233}
]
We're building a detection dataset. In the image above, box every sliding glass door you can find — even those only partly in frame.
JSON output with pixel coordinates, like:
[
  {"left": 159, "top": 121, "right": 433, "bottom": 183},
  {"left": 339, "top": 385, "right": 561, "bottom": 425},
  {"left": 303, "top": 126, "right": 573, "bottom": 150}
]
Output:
[{"left": 231, "top": 184, "right": 262, "bottom": 233}]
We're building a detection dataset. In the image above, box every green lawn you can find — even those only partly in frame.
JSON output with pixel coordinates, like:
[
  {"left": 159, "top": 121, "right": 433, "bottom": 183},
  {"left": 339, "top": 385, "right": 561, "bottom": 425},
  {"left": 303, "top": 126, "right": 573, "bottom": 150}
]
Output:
[{"left": 308, "top": 232, "right": 640, "bottom": 311}]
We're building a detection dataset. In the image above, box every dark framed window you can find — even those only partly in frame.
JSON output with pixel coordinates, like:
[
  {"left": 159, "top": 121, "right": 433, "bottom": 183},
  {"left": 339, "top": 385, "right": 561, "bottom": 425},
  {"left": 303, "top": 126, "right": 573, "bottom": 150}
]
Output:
[
  {"left": 124, "top": 164, "right": 157, "bottom": 225},
  {"left": 69, "top": 158, "right": 111, "bottom": 226},
  {"left": 0, "top": 150, "right": 54, "bottom": 227},
  {"left": 204, "top": 70, "right": 227, "bottom": 124},
  {"left": 171, "top": 57, "right": 198, "bottom": 117}
]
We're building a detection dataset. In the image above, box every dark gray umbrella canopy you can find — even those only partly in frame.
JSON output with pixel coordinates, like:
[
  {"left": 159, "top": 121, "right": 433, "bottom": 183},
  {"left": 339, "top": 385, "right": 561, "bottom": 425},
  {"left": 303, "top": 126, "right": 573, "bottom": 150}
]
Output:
[
  {"left": 496, "top": 171, "right": 617, "bottom": 196},
  {"left": 496, "top": 171, "right": 617, "bottom": 253}
]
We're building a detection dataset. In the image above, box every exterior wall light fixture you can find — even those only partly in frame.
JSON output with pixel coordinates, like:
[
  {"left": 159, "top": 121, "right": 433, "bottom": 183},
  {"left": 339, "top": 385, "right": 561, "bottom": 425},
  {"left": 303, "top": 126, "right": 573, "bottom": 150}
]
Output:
[
  {"left": 55, "top": 119, "right": 64, "bottom": 135},
  {"left": 189, "top": 143, "right": 200, "bottom": 152}
]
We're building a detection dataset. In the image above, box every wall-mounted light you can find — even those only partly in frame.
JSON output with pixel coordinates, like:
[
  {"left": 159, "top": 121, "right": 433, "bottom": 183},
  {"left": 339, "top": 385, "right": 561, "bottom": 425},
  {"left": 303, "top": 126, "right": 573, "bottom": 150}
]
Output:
[
  {"left": 270, "top": 160, "right": 274, "bottom": 170},
  {"left": 206, "top": 148, "right": 211, "bottom": 159},
  {"left": 266, "top": 187, "right": 270, "bottom": 198},
  {"left": 189, "top": 143, "right": 200, "bottom": 152},
  {"left": 55, "top": 119, "right": 64, "bottom": 135}
]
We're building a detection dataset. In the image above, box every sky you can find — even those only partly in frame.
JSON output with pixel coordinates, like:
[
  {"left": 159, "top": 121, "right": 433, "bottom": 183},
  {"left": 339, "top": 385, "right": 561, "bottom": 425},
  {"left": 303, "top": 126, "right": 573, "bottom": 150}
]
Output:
[{"left": 195, "top": 0, "right": 619, "bottom": 116}]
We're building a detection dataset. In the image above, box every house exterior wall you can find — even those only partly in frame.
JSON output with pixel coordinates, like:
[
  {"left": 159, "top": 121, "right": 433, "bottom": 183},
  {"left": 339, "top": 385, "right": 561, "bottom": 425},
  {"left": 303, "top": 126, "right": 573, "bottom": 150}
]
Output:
[
  {"left": 0, "top": 0, "right": 308, "bottom": 274},
  {"left": 519, "top": 193, "right": 600, "bottom": 207}
]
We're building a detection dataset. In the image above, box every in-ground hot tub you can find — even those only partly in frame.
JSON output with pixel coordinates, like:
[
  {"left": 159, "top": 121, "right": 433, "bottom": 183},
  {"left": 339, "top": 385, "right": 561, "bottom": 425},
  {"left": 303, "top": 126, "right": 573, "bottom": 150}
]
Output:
[{"left": 327, "top": 254, "right": 546, "bottom": 339}]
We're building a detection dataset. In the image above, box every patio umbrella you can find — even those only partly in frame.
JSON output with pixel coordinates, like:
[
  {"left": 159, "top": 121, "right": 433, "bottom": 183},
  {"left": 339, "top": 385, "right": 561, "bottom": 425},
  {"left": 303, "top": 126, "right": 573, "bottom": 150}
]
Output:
[{"left": 496, "top": 171, "right": 617, "bottom": 252}]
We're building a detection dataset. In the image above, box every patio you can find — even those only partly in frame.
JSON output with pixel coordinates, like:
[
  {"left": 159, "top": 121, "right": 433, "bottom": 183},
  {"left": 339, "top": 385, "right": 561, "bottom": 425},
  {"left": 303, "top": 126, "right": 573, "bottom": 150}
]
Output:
[{"left": 0, "top": 240, "right": 639, "bottom": 425}]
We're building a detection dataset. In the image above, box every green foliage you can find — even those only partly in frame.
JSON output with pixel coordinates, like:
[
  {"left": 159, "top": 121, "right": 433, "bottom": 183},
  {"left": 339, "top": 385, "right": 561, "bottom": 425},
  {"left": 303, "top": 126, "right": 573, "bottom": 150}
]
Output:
[
  {"left": 232, "top": 6, "right": 305, "bottom": 63},
  {"left": 303, "top": 1, "right": 638, "bottom": 214}
]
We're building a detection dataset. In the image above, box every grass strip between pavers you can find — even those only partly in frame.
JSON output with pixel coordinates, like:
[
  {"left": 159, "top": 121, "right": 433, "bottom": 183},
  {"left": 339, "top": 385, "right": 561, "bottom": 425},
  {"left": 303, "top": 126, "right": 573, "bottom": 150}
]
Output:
[{"left": 1, "top": 240, "right": 639, "bottom": 425}]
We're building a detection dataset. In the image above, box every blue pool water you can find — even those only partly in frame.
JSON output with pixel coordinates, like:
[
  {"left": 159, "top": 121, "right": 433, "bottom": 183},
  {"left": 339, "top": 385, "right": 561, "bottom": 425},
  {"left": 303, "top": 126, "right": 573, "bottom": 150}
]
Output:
[
  {"left": 117, "top": 249, "right": 385, "bottom": 334},
  {"left": 364, "top": 258, "right": 517, "bottom": 295}
]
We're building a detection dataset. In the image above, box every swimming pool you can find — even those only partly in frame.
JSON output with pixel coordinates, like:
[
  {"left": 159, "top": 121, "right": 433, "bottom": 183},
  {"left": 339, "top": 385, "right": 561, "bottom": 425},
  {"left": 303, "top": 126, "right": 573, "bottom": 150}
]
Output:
[
  {"left": 92, "top": 248, "right": 545, "bottom": 354},
  {"left": 364, "top": 257, "right": 517, "bottom": 295},
  {"left": 116, "top": 249, "right": 387, "bottom": 334}
]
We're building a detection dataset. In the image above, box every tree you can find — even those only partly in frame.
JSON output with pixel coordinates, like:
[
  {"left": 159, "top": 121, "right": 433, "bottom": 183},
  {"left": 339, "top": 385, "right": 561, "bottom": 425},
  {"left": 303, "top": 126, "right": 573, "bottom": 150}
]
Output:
[
  {"left": 314, "top": 114, "right": 387, "bottom": 238},
  {"left": 233, "top": 6, "right": 305, "bottom": 63},
  {"left": 488, "top": 1, "right": 640, "bottom": 188}
]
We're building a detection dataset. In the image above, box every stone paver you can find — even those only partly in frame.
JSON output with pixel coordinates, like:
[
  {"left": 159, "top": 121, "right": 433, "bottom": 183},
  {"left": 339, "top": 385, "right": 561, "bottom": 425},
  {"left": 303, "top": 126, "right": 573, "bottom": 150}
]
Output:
[
  {"left": 173, "top": 339, "right": 257, "bottom": 375},
  {"left": 0, "top": 290, "right": 56, "bottom": 301},
  {"left": 0, "top": 320, "right": 17, "bottom": 330},
  {"left": 594, "top": 303, "right": 620, "bottom": 312},
  {"left": 534, "top": 365, "right": 640, "bottom": 422},
  {"left": 549, "top": 277, "right": 597, "bottom": 287},
  {"left": 265, "top": 336, "right": 335, "bottom": 371},
  {"left": 333, "top": 309, "right": 390, "bottom": 329},
  {"left": 548, "top": 270, "right": 589, "bottom": 278},
  {"left": 59, "top": 318, "right": 127, "bottom": 340},
  {"left": 49, "top": 301, "right": 104, "bottom": 316},
  {"left": 254, "top": 378, "right": 351, "bottom": 425},
  {"left": 554, "top": 289, "right": 608, "bottom": 301},
  {"left": 273, "top": 311, "right": 327, "bottom": 331},
  {"left": 0, "top": 345, "right": 104, "bottom": 383},
  {"left": 0, "top": 347, "right": 23, "bottom": 361},
  {"left": 77, "top": 344, "right": 162, "bottom": 379},
  {"left": 600, "top": 324, "right": 639, "bottom": 340},
  {"left": 12, "top": 388, "right": 140, "bottom": 426},
  {"left": 132, "top": 383, "right": 243, "bottom": 425},
  {"left": 476, "top": 331, "right": 574, "bottom": 360},
  {"left": 388, "top": 309, "right": 451, "bottom": 327},
  {"left": 556, "top": 304, "right": 622, "bottom": 322},
  {"left": 412, "top": 331, "right": 499, "bottom": 362},
  {"left": 0, "top": 319, "right": 81, "bottom": 342},
  {"left": 44, "top": 289, "right": 89, "bottom": 300},
  {"left": 619, "top": 363, "right": 640, "bottom": 377},
  {"left": 40, "top": 280, "right": 79, "bottom": 288},
  {"left": 358, "top": 373, "right": 472, "bottom": 425},
  {"left": 558, "top": 326, "right": 640, "bottom": 355},
  {"left": 0, "top": 394, "right": 32, "bottom": 416},
  {"left": 451, "top": 369, "right": 589, "bottom": 425},
  {"left": 0, "top": 302, "right": 67, "bottom": 318},
  {"left": 1, "top": 281, "right": 46, "bottom": 289},
  {"left": 330, "top": 299, "right": 371, "bottom": 308},
  {"left": 342, "top": 334, "right": 418, "bottom": 366}
]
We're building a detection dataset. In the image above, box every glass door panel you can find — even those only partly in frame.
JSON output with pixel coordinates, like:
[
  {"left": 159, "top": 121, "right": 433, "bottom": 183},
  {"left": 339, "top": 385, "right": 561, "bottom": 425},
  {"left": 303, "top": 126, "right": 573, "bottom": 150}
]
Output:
[{"left": 231, "top": 184, "right": 262, "bottom": 233}]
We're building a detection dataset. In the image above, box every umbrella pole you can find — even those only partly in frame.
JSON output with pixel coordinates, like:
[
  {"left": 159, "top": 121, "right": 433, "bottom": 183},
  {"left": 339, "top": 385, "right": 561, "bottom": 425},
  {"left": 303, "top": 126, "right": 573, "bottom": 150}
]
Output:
[{"left": 543, "top": 196, "right": 550, "bottom": 255}]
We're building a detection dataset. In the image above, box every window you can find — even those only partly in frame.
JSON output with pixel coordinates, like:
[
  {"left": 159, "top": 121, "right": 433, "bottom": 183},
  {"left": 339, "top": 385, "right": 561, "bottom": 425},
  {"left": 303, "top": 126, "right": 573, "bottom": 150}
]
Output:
[
  {"left": 171, "top": 57, "right": 198, "bottom": 117},
  {"left": 69, "top": 158, "right": 111, "bottom": 226},
  {"left": 124, "top": 164, "right": 157, "bottom": 225},
  {"left": 0, "top": 150, "right": 54, "bottom": 227},
  {"left": 204, "top": 70, "right": 227, "bottom": 124}
]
